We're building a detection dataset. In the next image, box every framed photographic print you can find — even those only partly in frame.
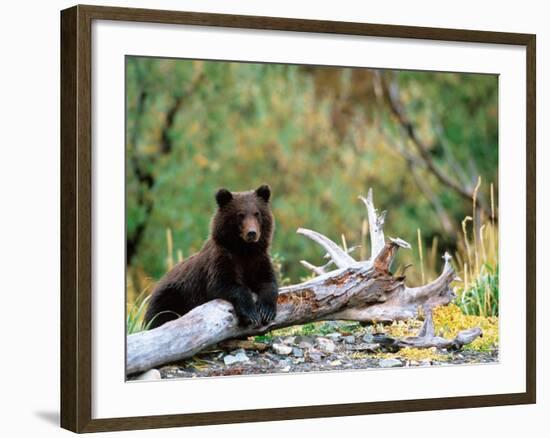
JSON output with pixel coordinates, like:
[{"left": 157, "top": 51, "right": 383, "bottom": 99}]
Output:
[{"left": 60, "top": 4, "right": 536, "bottom": 433}]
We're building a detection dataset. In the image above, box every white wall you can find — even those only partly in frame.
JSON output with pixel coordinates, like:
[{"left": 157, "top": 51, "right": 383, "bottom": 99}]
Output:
[{"left": 0, "top": 0, "right": 545, "bottom": 436}]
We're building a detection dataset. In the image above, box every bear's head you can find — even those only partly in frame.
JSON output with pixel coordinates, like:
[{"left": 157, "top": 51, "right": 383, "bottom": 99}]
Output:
[{"left": 212, "top": 184, "right": 274, "bottom": 252}]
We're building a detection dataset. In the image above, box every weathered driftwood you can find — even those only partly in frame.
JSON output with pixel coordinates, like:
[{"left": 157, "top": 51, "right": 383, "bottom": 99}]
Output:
[
  {"left": 373, "top": 305, "right": 483, "bottom": 353},
  {"left": 127, "top": 189, "right": 481, "bottom": 375}
]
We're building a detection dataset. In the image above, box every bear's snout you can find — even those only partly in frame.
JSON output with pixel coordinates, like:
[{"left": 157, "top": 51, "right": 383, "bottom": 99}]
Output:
[
  {"left": 241, "top": 216, "right": 260, "bottom": 243},
  {"left": 246, "top": 231, "right": 258, "bottom": 240}
]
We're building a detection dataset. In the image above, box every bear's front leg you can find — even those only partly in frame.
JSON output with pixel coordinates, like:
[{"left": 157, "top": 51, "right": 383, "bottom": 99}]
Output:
[
  {"left": 223, "top": 285, "right": 262, "bottom": 327},
  {"left": 256, "top": 280, "right": 278, "bottom": 325}
]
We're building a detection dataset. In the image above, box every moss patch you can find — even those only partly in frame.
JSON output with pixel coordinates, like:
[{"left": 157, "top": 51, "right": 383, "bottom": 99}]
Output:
[
  {"left": 376, "top": 346, "right": 450, "bottom": 362},
  {"left": 433, "top": 304, "right": 498, "bottom": 352},
  {"left": 266, "top": 321, "right": 363, "bottom": 339},
  {"left": 374, "top": 304, "right": 498, "bottom": 361}
]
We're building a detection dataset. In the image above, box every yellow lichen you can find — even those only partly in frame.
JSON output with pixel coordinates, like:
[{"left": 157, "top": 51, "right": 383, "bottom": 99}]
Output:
[
  {"left": 375, "top": 304, "right": 498, "bottom": 360},
  {"left": 433, "top": 304, "right": 498, "bottom": 352},
  {"left": 349, "top": 352, "right": 368, "bottom": 360},
  {"left": 382, "top": 320, "right": 422, "bottom": 338},
  {"left": 375, "top": 346, "right": 450, "bottom": 362}
]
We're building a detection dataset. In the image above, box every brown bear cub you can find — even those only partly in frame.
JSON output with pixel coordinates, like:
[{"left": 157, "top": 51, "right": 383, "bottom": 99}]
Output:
[{"left": 144, "top": 185, "right": 278, "bottom": 330}]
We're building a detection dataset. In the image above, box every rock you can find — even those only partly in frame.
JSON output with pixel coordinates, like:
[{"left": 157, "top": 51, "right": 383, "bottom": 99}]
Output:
[
  {"left": 298, "top": 341, "right": 314, "bottom": 350},
  {"left": 282, "top": 336, "right": 296, "bottom": 345},
  {"left": 257, "top": 357, "right": 274, "bottom": 367},
  {"left": 223, "top": 355, "right": 237, "bottom": 365},
  {"left": 343, "top": 335, "right": 356, "bottom": 344},
  {"left": 379, "top": 358, "right": 403, "bottom": 368},
  {"left": 292, "top": 347, "right": 304, "bottom": 358},
  {"left": 330, "top": 359, "right": 342, "bottom": 366},
  {"left": 224, "top": 352, "right": 250, "bottom": 366},
  {"left": 307, "top": 350, "right": 324, "bottom": 363},
  {"left": 347, "top": 343, "right": 379, "bottom": 353},
  {"left": 326, "top": 333, "right": 342, "bottom": 341},
  {"left": 362, "top": 333, "right": 374, "bottom": 343},
  {"left": 294, "top": 335, "right": 314, "bottom": 345},
  {"left": 134, "top": 369, "right": 161, "bottom": 381},
  {"left": 280, "top": 366, "right": 291, "bottom": 372},
  {"left": 272, "top": 343, "right": 293, "bottom": 355},
  {"left": 265, "top": 352, "right": 283, "bottom": 361},
  {"left": 316, "top": 338, "right": 336, "bottom": 354},
  {"left": 234, "top": 351, "right": 250, "bottom": 362}
]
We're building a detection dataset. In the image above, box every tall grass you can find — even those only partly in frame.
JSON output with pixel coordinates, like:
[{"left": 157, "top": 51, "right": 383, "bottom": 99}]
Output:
[
  {"left": 417, "top": 228, "right": 425, "bottom": 284},
  {"left": 127, "top": 289, "right": 182, "bottom": 334},
  {"left": 453, "top": 179, "right": 499, "bottom": 316},
  {"left": 412, "top": 179, "right": 498, "bottom": 317},
  {"left": 126, "top": 227, "right": 180, "bottom": 334},
  {"left": 457, "top": 263, "right": 499, "bottom": 317},
  {"left": 126, "top": 289, "right": 151, "bottom": 334}
]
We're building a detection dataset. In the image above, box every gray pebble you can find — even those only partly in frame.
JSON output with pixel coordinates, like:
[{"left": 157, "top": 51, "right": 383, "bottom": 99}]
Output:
[
  {"left": 379, "top": 358, "right": 403, "bottom": 368},
  {"left": 134, "top": 369, "right": 161, "bottom": 381},
  {"left": 308, "top": 352, "right": 324, "bottom": 363},
  {"left": 294, "top": 335, "right": 314, "bottom": 345},
  {"left": 347, "top": 343, "right": 379, "bottom": 352},
  {"left": 362, "top": 333, "right": 374, "bottom": 343},
  {"left": 272, "top": 343, "right": 293, "bottom": 355},
  {"left": 223, "top": 352, "right": 249, "bottom": 366},
  {"left": 316, "top": 338, "right": 336, "bottom": 354}
]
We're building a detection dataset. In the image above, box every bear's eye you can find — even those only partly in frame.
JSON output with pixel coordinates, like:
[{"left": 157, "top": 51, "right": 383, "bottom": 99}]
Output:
[
  {"left": 238, "top": 213, "right": 245, "bottom": 219},
  {"left": 254, "top": 212, "right": 260, "bottom": 218}
]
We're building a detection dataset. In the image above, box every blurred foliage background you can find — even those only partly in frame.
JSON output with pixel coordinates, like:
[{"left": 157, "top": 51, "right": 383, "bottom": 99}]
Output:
[{"left": 126, "top": 56, "right": 498, "bottom": 318}]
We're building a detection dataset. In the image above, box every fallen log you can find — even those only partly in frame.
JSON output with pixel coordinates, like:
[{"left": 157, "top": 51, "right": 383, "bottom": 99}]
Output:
[{"left": 127, "top": 189, "right": 481, "bottom": 375}]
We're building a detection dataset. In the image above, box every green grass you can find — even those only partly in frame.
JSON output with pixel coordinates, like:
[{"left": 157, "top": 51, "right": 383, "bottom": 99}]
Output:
[
  {"left": 456, "top": 263, "right": 499, "bottom": 317},
  {"left": 127, "top": 291, "right": 150, "bottom": 334},
  {"left": 126, "top": 291, "right": 181, "bottom": 334},
  {"left": 259, "top": 321, "right": 363, "bottom": 341}
]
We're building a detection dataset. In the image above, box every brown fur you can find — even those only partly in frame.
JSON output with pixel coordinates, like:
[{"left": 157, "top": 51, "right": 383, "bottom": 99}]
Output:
[{"left": 144, "top": 185, "right": 278, "bottom": 329}]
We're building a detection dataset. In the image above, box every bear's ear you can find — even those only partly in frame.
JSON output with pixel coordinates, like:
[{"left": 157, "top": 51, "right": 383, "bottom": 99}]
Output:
[
  {"left": 215, "top": 188, "right": 233, "bottom": 208},
  {"left": 255, "top": 184, "right": 271, "bottom": 203}
]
